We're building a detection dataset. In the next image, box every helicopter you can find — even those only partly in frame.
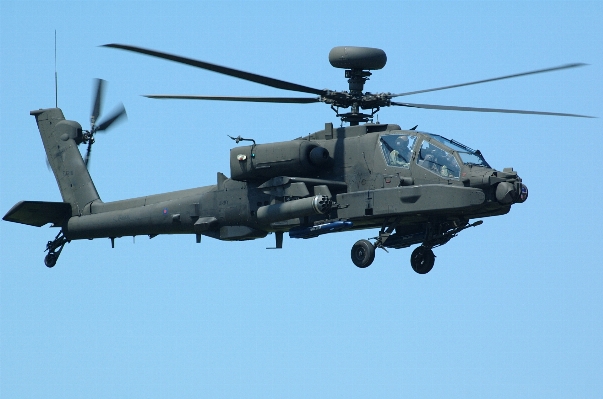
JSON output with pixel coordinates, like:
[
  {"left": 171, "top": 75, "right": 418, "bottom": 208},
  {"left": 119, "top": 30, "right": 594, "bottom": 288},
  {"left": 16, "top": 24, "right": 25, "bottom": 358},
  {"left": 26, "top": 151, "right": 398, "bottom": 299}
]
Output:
[{"left": 3, "top": 44, "right": 593, "bottom": 272}]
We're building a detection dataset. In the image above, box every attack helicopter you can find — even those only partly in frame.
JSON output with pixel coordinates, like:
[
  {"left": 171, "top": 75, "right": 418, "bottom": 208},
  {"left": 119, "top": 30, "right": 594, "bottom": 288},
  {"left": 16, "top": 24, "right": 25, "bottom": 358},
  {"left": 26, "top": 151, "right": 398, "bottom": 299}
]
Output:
[{"left": 3, "top": 45, "right": 593, "bottom": 272}]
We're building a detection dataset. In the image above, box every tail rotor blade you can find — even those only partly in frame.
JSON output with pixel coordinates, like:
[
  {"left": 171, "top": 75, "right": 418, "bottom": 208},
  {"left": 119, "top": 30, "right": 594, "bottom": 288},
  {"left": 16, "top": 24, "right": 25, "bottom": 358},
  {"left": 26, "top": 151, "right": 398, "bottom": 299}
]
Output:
[
  {"left": 85, "top": 79, "right": 127, "bottom": 170},
  {"left": 84, "top": 140, "right": 93, "bottom": 169},
  {"left": 96, "top": 103, "right": 127, "bottom": 132},
  {"left": 91, "top": 79, "right": 106, "bottom": 125}
]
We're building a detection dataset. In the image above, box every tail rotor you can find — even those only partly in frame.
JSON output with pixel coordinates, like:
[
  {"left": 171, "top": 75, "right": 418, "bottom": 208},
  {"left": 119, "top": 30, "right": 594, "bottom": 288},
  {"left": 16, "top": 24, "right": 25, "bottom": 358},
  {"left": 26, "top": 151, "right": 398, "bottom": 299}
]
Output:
[{"left": 83, "top": 78, "right": 127, "bottom": 168}]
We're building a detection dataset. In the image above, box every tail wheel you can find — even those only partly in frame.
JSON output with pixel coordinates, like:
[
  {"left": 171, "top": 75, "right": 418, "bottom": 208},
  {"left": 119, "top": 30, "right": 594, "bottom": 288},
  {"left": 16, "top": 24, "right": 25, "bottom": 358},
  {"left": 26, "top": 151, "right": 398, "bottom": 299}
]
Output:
[
  {"left": 351, "top": 239, "right": 375, "bottom": 268},
  {"left": 44, "top": 253, "right": 58, "bottom": 268},
  {"left": 410, "top": 246, "right": 435, "bottom": 274}
]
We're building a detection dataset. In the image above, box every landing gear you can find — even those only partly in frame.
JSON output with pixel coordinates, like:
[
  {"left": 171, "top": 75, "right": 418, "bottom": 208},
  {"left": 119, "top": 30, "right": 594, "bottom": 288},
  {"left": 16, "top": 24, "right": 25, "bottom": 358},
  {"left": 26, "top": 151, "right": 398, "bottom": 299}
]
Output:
[
  {"left": 350, "top": 219, "right": 483, "bottom": 273},
  {"left": 351, "top": 239, "right": 375, "bottom": 268},
  {"left": 44, "top": 230, "right": 69, "bottom": 268},
  {"left": 410, "top": 246, "right": 435, "bottom": 274}
]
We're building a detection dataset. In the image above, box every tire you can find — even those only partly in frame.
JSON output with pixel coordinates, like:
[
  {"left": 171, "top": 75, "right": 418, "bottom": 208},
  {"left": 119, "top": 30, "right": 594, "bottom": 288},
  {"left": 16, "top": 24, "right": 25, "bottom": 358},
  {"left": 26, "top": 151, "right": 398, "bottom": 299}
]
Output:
[
  {"left": 351, "top": 239, "right": 375, "bottom": 268},
  {"left": 410, "top": 246, "right": 435, "bottom": 274},
  {"left": 44, "top": 254, "right": 57, "bottom": 268}
]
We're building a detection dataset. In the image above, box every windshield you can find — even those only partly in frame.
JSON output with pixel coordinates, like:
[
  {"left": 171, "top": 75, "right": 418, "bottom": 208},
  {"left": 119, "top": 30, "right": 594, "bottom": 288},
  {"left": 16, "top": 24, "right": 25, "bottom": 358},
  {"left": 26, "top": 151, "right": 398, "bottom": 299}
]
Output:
[
  {"left": 380, "top": 133, "right": 417, "bottom": 169},
  {"left": 417, "top": 140, "right": 461, "bottom": 179},
  {"left": 425, "top": 133, "right": 491, "bottom": 167}
]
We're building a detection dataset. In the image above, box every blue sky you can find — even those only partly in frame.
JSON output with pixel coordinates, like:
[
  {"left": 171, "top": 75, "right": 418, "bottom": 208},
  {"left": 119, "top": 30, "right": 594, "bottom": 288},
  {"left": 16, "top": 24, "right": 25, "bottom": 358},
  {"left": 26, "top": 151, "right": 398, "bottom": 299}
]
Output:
[{"left": 1, "top": 1, "right": 602, "bottom": 398}]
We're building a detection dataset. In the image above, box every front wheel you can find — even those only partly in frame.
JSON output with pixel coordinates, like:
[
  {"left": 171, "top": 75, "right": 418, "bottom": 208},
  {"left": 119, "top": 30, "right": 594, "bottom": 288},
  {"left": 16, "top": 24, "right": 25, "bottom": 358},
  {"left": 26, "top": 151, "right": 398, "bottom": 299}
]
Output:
[
  {"left": 410, "top": 246, "right": 435, "bottom": 274},
  {"left": 351, "top": 239, "right": 375, "bottom": 268}
]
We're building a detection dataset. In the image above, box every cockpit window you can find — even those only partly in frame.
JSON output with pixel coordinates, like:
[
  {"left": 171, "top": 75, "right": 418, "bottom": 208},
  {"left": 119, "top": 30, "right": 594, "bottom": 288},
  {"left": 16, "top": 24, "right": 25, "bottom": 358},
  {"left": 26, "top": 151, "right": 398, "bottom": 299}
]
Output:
[
  {"left": 416, "top": 140, "right": 461, "bottom": 179},
  {"left": 380, "top": 134, "right": 417, "bottom": 169},
  {"left": 427, "top": 133, "right": 490, "bottom": 167}
]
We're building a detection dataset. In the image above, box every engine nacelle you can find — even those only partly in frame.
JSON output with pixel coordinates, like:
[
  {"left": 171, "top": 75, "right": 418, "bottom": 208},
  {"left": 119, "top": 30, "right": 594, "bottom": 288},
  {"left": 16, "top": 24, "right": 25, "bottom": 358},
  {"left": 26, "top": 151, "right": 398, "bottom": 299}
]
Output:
[{"left": 230, "top": 140, "right": 330, "bottom": 181}]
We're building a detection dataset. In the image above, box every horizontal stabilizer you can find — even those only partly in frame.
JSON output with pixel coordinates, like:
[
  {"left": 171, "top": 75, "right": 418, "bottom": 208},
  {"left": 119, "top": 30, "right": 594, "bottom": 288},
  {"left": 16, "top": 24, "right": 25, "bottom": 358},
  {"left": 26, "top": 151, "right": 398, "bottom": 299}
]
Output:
[{"left": 3, "top": 201, "right": 71, "bottom": 227}]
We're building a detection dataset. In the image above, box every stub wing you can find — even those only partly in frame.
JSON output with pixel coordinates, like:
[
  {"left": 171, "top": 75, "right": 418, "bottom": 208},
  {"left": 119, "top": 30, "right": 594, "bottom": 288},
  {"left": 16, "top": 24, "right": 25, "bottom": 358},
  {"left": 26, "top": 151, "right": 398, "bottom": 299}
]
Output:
[{"left": 3, "top": 201, "right": 71, "bottom": 227}]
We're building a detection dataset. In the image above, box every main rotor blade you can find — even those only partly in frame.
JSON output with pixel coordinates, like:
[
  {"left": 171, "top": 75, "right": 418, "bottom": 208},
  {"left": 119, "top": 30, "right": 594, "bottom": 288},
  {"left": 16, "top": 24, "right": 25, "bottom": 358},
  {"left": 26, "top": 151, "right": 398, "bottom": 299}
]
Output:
[
  {"left": 96, "top": 103, "right": 127, "bottom": 131},
  {"left": 143, "top": 94, "right": 322, "bottom": 104},
  {"left": 392, "top": 63, "right": 587, "bottom": 97},
  {"left": 102, "top": 43, "right": 327, "bottom": 96},
  {"left": 391, "top": 101, "right": 595, "bottom": 118},
  {"left": 91, "top": 78, "right": 106, "bottom": 124}
]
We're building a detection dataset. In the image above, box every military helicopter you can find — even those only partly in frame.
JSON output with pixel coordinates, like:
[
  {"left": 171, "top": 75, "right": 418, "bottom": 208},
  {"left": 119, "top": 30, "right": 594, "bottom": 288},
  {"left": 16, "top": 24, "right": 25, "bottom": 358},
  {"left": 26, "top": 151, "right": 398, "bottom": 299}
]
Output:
[{"left": 3, "top": 44, "right": 593, "bottom": 272}]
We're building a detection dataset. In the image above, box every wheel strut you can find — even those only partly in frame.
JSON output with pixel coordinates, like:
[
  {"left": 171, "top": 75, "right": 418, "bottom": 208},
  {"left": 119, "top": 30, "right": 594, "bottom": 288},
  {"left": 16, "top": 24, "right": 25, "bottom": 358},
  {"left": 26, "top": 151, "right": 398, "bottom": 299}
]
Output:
[{"left": 44, "top": 230, "right": 69, "bottom": 268}]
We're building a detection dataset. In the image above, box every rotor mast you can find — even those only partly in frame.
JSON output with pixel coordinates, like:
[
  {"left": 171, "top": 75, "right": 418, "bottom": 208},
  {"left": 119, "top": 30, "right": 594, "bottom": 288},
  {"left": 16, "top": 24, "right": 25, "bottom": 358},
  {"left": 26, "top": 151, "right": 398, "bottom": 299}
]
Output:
[{"left": 344, "top": 69, "right": 372, "bottom": 125}]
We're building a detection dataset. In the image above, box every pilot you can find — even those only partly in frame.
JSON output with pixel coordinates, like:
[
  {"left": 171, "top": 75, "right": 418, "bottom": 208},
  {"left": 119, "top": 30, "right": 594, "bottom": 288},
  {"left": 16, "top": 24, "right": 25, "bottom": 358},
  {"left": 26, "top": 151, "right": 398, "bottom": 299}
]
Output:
[
  {"left": 390, "top": 136, "right": 411, "bottom": 167},
  {"left": 423, "top": 154, "right": 438, "bottom": 173},
  {"left": 440, "top": 153, "right": 458, "bottom": 178}
]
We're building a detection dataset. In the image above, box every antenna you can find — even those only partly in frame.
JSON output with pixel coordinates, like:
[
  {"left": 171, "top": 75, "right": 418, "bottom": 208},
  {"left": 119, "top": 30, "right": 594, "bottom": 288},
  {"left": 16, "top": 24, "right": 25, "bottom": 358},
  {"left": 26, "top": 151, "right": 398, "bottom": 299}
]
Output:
[{"left": 54, "top": 30, "right": 58, "bottom": 107}]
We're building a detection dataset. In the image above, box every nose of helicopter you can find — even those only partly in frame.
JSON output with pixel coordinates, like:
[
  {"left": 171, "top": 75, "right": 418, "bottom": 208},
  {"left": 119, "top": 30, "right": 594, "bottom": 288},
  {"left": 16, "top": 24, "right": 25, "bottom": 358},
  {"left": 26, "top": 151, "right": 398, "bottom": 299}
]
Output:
[
  {"left": 517, "top": 183, "right": 528, "bottom": 203},
  {"left": 496, "top": 181, "right": 528, "bottom": 204}
]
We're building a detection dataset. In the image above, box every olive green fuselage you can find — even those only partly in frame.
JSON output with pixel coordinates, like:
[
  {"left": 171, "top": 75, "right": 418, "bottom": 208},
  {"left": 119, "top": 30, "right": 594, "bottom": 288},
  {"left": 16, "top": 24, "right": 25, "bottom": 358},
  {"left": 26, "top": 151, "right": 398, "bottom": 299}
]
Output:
[{"left": 6, "top": 108, "right": 525, "bottom": 250}]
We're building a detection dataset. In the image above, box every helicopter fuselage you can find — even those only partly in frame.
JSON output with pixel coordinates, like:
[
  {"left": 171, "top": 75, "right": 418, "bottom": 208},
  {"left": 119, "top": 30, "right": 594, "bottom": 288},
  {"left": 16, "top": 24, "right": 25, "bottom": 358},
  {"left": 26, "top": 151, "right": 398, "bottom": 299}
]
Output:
[
  {"left": 6, "top": 43, "right": 591, "bottom": 270},
  {"left": 56, "top": 116, "right": 526, "bottom": 243},
  {"left": 4, "top": 108, "right": 527, "bottom": 269}
]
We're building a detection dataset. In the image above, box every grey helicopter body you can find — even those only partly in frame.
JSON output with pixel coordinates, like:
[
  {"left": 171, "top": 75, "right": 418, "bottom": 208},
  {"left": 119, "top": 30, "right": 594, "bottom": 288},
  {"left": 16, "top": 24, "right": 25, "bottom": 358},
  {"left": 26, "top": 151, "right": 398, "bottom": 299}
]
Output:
[{"left": 4, "top": 45, "right": 591, "bottom": 272}]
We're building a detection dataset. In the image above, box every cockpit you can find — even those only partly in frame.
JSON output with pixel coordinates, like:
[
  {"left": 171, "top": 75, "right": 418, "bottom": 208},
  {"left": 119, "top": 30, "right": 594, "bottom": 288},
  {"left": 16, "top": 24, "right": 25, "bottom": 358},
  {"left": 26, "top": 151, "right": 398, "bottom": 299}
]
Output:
[
  {"left": 416, "top": 139, "right": 462, "bottom": 178},
  {"left": 379, "top": 131, "right": 491, "bottom": 179},
  {"left": 380, "top": 134, "right": 417, "bottom": 169}
]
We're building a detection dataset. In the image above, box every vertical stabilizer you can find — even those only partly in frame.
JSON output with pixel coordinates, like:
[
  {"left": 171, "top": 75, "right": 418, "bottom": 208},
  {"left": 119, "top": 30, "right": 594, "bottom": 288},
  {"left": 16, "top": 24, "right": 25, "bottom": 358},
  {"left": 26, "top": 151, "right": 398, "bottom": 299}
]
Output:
[{"left": 31, "top": 108, "right": 100, "bottom": 215}]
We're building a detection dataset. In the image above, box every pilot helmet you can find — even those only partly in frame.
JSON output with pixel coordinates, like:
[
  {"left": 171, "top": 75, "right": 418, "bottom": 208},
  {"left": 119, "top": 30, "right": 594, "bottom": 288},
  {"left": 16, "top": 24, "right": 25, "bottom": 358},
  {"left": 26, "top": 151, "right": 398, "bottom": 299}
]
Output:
[{"left": 395, "top": 136, "right": 409, "bottom": 148}]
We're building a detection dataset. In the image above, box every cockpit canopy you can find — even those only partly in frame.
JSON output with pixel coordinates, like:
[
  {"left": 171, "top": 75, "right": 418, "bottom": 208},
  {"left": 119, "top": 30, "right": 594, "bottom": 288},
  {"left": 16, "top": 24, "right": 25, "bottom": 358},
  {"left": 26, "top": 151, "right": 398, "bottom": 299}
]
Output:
[
  {"left": 379, "top": 131, "right": 491, "bottom": 179},
  {"left": 380, "top": 134, "right": 417, "bottom": 170},
  {"left": 426, "top": 133, "right": 490, "bottom": 168}
]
